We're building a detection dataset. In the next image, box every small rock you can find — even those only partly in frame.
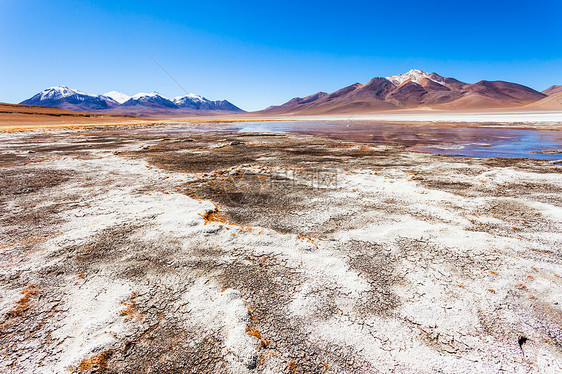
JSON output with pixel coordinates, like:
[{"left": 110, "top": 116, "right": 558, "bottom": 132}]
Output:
[
  {"left": 16, "top": 188, "right": 34, "bottom": 194},
  {"left": 247, "top": 355, "right": 258, "bottom": 370}
]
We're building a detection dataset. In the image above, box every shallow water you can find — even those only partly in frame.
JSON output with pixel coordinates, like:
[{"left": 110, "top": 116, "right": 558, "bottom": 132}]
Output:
[{"left": 152, "top": 121, "right": 562, "bottom": 160}]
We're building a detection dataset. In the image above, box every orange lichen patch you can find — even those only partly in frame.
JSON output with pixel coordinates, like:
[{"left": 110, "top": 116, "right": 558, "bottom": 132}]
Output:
[
  {"left": 516, "top": 283, "right": 527, "bottom": 289},
  {"left": 288, "top": 360, "right": 298, "bottom": 374},
  {"left": 120, "top": 292, "right": 142, "bottom": 320},
  {"left": 8, "top": 284, "right": 38, "bottom": 317},
  {"left": 246, "top": 326, "right": 270, "bottom": 347},
  {"left": 199, "top": 204, "right": 227, "bottom": 225},
  {"left": 408, "top": 173, "right": 424, "bottom": 181},
  {"left": 297, "top": 234, "right": 319, "bottom": 248},
  {"left": 247, "top": 305, "right": 258, "bottom": 321},
  {"left": 555, "top": 274, "right": 560, "bottom": 278},
  {"left": 323, "top": 363, "right": 329, "bottom": 370},
  {"left": 457, "top": 284, "right": 465, "bottom": 288},
  {"left": 512, "top": 226, "right": 520, "bottom": 230},
  {"left": 487, "top": 289, "right": 496, "bottom": 294},
  {"left": 120, "top": 306, "right": 136, "bottom": 319},
  {"left": 531, "top": 267, "right": 538, "bottom": 272},
  {"left": 489, "top": 270, "right": 497, "bottom": 275},
  {"left": 246, "top": 326, "right": 261, "bottom": 338},
  {"left": 527, "top": 275, "right": 534, "bottom": 279},
  {"left": 75, "top": 273, "right": 85, "bottom": 278},
  {"left": 76, "top": 349, "right": 114, "bottom": 372}
]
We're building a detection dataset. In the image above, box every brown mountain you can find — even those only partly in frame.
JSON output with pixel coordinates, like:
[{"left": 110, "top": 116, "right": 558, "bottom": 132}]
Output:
[
  {"left": 261, "top": 69, "right": 547, "bottom": 115},
  {"left": 542, "top": 85, "right": 562, "bottom": 96},
  {"left": 523, "top": 91, "right": 562, "bottom": 109}
]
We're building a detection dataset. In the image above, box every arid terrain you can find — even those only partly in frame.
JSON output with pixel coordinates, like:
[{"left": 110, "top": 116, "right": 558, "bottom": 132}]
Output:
[
  {"left": 0, "top": 103, "right": 150, "bottom": 130},
  {"left": 0, "top": 124, "right": 561, "bottom": 373}
]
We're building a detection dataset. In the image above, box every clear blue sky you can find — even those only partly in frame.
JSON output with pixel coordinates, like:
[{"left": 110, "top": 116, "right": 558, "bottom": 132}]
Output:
[{"left": 1, "top": 0, "right": 561, "bottom": 111}]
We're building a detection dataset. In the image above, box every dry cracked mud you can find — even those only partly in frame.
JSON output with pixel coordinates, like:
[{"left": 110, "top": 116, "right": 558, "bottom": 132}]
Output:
[{"left": 0, "top": 125, "right": 561, "bottom": 373}]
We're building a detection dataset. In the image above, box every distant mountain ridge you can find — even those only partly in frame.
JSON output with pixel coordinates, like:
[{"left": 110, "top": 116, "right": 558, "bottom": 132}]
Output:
[
  {"left": 542, "top": 85, "right": 562, "bottom": 96},
  {"left": 261, "top": 69, "right": 548, "bottom": 115},
  {"left": 524, "top": 91, "right": 562, "bottom": 110},
  {"left": 20, "top": 87, "right": 244, "bottom": 117}
]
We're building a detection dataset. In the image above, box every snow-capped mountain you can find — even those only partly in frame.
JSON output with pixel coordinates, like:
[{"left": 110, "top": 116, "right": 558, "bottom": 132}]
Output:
[
  {"left": 20, "top": 87, "right": 244, "bottom": 116},
  {"left": 20, "top": 86, "right": 118, "bottom": 111},
  {"left": 173, "top": 94, "right": 244, "bottom": 112},
  {"left": 263, "top": 69, "right": 547, "bottom": 114},
  {"left": 103, "top": 91, "right": 130, "bottom": 104},
  {"left": 385, "top": 69, "right": 446, "bottom": 86},
  {"left": 173, "top": 93, "right": 206, "bottom": 105},
  {"left": 121, "top": 92, "right": 178, "bottom": 109}
]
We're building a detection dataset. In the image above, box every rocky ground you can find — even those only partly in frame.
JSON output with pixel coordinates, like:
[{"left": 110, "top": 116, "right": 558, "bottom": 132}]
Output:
[{"left": 0, "top": 125, "right": 561, "bottom": 373}]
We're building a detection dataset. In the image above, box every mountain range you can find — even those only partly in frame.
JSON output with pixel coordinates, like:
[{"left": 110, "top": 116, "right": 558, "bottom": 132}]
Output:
[
  {"left": 16, "top": 71, "right": 562, "bottom": 117},
  {"left": 20, "top": 87, "right": 244, "bottom": 117},
  {"left": 261, "top": 69, "right": 555, "bottom": 115}
]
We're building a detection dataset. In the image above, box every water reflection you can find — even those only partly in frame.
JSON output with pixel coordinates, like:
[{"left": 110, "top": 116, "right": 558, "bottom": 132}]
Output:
[{"left": 148, "top": 121, "right": 562, "bottom": 161}]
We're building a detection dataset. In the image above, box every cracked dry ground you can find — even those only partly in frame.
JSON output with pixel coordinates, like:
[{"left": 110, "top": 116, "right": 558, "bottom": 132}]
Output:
[{"left": 0, "top": 126, "right": 561, "bottom": 373}]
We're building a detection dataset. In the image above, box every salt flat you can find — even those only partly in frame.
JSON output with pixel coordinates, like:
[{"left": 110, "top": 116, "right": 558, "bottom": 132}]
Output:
[
  {"left": 0, "top": 125, "right": 561, "bottom": 373},
  {"left": 247, "top": 109, "right": 562, "bottom": 129}
]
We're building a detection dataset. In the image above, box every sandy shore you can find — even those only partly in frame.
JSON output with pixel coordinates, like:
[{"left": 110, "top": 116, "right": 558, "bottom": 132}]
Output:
[{"left": 0, "top": 126, "right": 561, "bottom": 373}]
